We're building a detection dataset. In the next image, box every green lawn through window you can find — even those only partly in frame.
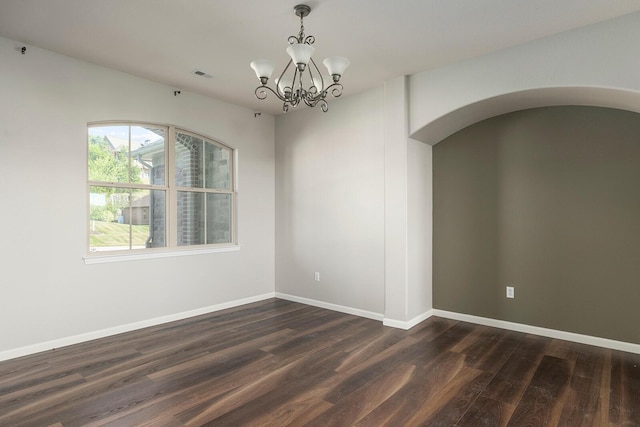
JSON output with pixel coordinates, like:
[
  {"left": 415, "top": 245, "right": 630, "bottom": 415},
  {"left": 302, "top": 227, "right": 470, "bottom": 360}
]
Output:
[{"left": 90, "top": 221, "right": 150, "bottom": 248}]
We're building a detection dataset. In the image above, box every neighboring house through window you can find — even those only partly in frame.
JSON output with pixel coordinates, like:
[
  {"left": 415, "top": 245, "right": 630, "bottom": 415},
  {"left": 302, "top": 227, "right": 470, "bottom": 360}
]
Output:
[{"left": 87, "top": 123, "right": 235, "bottom": 254}]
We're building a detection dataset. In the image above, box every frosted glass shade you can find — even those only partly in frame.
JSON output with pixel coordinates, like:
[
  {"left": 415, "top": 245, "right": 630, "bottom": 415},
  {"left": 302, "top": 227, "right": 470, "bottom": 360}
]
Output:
[
  {"left": 250, "top": 59, "right": 275, "bottom": 80},
  {"left": 276, "top": 77, "right": 293, "bottom": 94},
  {"left": 312, "top": 76, "right": 324, "bottom": 91},
  {"left": 323, "top": 56, "right": 350, "bottom": 77},
  {"left": 286, "top": 43, "right": 315, "bottom": 66}
]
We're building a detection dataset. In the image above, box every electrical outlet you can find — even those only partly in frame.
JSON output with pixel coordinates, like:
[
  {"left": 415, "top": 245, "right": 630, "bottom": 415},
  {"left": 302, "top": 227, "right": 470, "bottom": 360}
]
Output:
[
  {"left": 314, "top": 272, "right": 320, "bottom": 282},
  {"left": 506, "top": 286, "right": 515, "bottom": 299}
]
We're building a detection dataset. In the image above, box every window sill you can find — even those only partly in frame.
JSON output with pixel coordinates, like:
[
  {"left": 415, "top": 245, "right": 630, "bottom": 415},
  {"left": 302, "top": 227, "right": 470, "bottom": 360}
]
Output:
[{"left": 83, "top": 245, "right": 241, "bottom": 264}]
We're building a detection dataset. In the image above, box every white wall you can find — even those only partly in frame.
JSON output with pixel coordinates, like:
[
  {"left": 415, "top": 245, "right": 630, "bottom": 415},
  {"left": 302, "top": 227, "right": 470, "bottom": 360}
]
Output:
[
  {"left": 274, "top": 80, "right": 435, "bottom": 327},
  {"left": 0, "top": 36, "right": 275, "bottom": 356},
  {"left": 409, "top": 11, "right": 640, "bottom": 145},
  {"left": 382, "top": 76, "right": 434, "bottom": 328},
  {"left": 407, "top": 139, "right": 432, "bottom": 319},
  {"left": 382, "top": 77, "right": 410, "bottom": 324},
  {"left": 275, "top": 88, "right": 386, "bottom": 316}
]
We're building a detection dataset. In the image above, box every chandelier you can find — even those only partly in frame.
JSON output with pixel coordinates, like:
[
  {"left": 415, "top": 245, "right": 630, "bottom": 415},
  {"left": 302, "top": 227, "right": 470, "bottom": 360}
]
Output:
[{"left": 250, "top": 4, "right": 350, "bottom": 113}]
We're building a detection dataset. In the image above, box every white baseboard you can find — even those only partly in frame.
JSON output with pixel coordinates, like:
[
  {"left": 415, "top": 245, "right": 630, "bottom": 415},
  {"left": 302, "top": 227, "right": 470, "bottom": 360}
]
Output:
[
  {"left": 383, "top": 310, "right": 434, "bottom": 330},
  {"left": 275, "top": 292, "right": 384, "bottom": 321},
  {"left": 4, "top": 295, "right": 638, "bottom": 362},
  {"left": 433, "top": 309, "right": 640, "bottom": 355},
  {"left": 0, "top": 292, "right": 276, "bottom": 362}
]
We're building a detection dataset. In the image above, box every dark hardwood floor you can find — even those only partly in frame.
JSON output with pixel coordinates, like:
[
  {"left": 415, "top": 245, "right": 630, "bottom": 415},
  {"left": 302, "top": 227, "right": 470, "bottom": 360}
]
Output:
[{"left": 0, "top": 298, "right": 638, "bottom": 426}]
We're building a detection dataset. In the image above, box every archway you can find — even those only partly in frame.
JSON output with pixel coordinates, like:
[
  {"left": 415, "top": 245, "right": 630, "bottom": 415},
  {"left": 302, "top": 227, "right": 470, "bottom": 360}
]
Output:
[{"left": 410, "top": 86, "right": 640, "bottom": 145}]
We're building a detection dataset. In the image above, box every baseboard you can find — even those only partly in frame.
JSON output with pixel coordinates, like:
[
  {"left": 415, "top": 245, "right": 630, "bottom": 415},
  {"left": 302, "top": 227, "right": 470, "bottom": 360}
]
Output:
[
  {"left": 383, "top": 310, "right": 434, "bottom": 330},
  {"left": 0, "top": 292, "right": 276, "bottom": 362},
  {"left": 275, "top": 292, "right": 384, "bottom": 321},
  {"left": 5, "top": 295, "right": 637, "bottom": 362},
  {"left": 433, "top": 309, "right": 640, "bottom": 355}
]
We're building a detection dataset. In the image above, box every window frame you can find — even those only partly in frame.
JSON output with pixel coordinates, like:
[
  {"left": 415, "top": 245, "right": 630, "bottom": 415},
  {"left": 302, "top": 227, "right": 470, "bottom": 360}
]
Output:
[{"left": 85, "top": 121, "right": 238, "bottom": 263}]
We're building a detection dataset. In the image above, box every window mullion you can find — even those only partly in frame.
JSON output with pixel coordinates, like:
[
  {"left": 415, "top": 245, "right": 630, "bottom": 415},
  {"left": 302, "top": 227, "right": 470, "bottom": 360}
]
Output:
[
  {"left": 128, "top": 189, "right": 133, "bottom": 250},
  {"left": 168, "top": 126, "right": 177, "bottom": 248},
  {"left": 232, "top": 148, "right": 237, "bottom": 244}
]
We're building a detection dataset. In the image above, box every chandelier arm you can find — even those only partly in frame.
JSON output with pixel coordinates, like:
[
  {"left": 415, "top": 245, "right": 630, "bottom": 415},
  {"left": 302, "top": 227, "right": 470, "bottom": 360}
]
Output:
[
  {"left": 289, "top": 92, "right": 299, "bottom": 107},
  {"left": 303, "top": 89, "right": 322, "bottom": 106},
  {"left": 304, "top": 82, "right": 343, "bottom": 101},
  {"left": 276, "top": 60, "right": 295, "bottom": 99},
  {"left": 295, "top": 66, "right": 308, "bottom": 105},
  {"left": 307, "top": 58, "right": 323, "bottom": 94},
  {"left": 255, "top": 85, "right": 287, "bottom": 102},
  {"left": 292, "top": 66, "right": 301, "bottom": 104},
  {"left": 301, "top": 92, "right": 325, "bottom": 109},
  {"left": 325, "top": 82, "right": 344, "bottom": 98},
  {"left": 302, "top": 91, "right": 316, "bottom": 107}
]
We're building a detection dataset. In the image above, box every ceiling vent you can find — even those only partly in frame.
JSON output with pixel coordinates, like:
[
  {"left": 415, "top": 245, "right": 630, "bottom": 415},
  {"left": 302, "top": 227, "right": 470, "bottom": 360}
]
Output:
[{"left": 192, "top": 70, "right": 213, "bottom": 79}]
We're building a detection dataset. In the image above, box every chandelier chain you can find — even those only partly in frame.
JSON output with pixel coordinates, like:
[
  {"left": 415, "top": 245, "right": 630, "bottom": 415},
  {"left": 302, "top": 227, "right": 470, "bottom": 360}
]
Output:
[{"left": 298, "top": 13, "right": 304, "bottom": 42}]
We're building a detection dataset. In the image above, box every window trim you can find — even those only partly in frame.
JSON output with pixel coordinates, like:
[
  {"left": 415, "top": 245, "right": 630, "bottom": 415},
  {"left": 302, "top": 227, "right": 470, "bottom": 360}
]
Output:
[
  {"left": 85, "top": 121, "right": 238, "bottom": 261},
  {"left": 82, "top": 245, "right": 241, "bottom": 264}
]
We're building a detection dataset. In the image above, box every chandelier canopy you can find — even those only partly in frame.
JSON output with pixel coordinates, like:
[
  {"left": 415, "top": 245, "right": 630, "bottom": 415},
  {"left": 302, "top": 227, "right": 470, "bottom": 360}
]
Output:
[{"left": 250, "top": 4, "right": 349, "bottom": 113}]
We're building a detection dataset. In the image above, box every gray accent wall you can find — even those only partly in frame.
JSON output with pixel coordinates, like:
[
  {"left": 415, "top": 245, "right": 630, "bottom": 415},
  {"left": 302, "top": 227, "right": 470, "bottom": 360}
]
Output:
[{"left": 433, "top": 106, "right": 640, "bottom": 344}]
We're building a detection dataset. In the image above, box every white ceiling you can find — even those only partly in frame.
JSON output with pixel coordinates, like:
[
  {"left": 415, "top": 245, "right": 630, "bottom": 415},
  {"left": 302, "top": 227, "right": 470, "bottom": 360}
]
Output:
[{"left": 1, "top": 0, "right": 640, "bottom": 116}]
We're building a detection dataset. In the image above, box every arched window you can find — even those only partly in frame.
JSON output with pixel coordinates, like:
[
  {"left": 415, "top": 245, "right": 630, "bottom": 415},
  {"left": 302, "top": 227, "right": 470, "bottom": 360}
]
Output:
[{"left": 87, "top": 122, "right": 235, "bottom": 255}]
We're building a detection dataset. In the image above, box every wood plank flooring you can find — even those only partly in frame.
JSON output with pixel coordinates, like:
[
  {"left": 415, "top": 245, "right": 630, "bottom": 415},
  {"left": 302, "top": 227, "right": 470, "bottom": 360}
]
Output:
[{"left": 0, "top": 298, "right": 638, "bottom": 426}]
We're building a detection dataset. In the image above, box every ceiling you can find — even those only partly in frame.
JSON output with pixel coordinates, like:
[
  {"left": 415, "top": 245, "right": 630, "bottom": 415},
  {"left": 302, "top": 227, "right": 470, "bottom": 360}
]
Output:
[{"left": 1, "top": 0, "right": 639, "bottom": 116}]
